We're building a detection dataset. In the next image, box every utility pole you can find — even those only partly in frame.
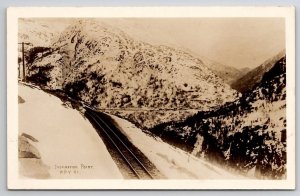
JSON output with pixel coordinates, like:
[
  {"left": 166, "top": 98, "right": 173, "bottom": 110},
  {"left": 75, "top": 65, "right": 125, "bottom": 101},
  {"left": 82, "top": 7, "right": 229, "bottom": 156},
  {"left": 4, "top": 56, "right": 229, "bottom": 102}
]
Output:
[
  {"left": 18, "top": 42, "right": 31, "bottom": 82},
  {"left": 22, "top": 42, "right": 25, "bottom": 82},
  {"left": 18, "top": 57, "right": 21, "bottom": 79}
]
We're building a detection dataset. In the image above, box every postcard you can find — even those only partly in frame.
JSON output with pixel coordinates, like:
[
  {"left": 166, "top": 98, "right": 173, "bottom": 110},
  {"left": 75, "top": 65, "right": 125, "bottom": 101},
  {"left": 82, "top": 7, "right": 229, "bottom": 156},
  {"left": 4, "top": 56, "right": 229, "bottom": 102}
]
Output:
[{"left": 7, "top": 6, "right": 295, "bottom": 189}]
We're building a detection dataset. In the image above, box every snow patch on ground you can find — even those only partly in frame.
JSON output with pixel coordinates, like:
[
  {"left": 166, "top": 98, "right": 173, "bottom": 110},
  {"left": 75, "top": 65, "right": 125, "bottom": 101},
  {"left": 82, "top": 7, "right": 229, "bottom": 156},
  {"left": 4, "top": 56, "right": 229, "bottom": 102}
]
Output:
[
  {"left": 18, "top": 84, "right": 122, "bottom": 179},
  {"left": 108, "top": 114, "right": 246, "bottom": 179}
]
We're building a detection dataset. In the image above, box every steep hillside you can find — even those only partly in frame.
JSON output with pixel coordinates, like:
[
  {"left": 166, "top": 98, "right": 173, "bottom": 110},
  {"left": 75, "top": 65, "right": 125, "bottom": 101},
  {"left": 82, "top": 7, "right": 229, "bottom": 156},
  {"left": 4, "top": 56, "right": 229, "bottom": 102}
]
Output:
[
  {"left": 26, "top": 19, "right": 238, "bottom": 128},
  {"left": 239, "top": 67, "right": 251, "bottom": 74},
  {"left": 231, "top": 50, "right": 285, "bottom": 93},
  {"left": 18, "top": 19, "right": 69, "bottom": 82},
  {"left": 200, "top": 57, "right": 244, "bottom": 85},
  {"left": 18, "top": 84, "right": 123, "bottom": 179},
  {"left": 151, "top": 56, "right": 287, "bottom": 179},
  {"left": 18, "top": 19, "right": 63, "bottom": 47}
]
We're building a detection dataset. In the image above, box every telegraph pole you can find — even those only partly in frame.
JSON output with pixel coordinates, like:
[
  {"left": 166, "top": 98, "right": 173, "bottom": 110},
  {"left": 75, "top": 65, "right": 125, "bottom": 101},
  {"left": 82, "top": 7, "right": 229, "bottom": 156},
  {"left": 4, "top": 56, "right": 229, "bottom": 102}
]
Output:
[
  {"left": 18, "top": 42, "right": 31, "bottom": 82},
  {"left": 22, "top": 42, "right": 25, "bottom": 81}
]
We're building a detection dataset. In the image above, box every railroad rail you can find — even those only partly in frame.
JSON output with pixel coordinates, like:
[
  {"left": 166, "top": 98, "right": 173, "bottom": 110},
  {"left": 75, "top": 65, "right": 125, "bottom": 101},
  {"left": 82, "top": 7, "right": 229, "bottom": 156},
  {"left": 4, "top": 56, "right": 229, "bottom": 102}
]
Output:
[{"left": 85, "top": 108, "right": 155, "bottom": 179}]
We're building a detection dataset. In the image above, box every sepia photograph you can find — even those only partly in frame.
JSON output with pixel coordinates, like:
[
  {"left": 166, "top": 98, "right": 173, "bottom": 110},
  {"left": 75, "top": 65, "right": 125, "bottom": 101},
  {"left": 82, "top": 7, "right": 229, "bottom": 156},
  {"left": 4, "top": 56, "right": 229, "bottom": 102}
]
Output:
[{"left": 7, "top": 7, "right": 295, "bottom": 189}]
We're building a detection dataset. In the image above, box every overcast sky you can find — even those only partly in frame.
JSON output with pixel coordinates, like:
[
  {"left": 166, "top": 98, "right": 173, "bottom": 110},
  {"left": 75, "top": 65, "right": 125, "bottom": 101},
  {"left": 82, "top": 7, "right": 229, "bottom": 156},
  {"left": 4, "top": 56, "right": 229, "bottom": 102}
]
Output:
[{"left": 27, "top": 18, "right": 285, "bottom": 69}]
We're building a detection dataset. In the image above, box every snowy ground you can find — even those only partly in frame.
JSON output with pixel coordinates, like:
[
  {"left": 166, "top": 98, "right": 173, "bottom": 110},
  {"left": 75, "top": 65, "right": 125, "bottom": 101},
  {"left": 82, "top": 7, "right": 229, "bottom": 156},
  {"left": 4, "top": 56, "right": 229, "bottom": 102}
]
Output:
[
  {"left": 18, "top": 83, "right": 245, "bottom": 180},
  {"left": 108, "top": 114, "right": 246, "bottom": 179},
  {"left": 18, "top": 84, "right": 122, "bottom": 179}
]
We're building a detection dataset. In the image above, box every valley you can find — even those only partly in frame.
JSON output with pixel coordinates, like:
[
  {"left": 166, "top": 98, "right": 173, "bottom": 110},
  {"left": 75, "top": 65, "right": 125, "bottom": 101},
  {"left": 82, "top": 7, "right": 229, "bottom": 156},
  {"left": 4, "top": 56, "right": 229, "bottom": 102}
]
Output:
[{"left": 18, "top": 18, "right": 287, "bottom": 179}]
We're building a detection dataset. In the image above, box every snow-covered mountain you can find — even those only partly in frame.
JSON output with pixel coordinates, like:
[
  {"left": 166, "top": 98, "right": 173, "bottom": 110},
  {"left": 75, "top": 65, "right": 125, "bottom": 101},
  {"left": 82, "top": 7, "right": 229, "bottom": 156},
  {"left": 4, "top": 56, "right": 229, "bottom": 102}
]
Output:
[
  {"left": 239, "top": 67, "right": 251, "bottom": 74},
  {"left": 18, "top": 18, "right": 65, "bottom": 47},
  {"left": 231, "top": 50, "right": 285, "bottom": 93},
  {"left": 151, "top": 55, "right": 287, "bottom": 179},
  {"left": 200, "top": 57, "right": 244, "bottom": 85},
  {"left": 25, "top": 19, "right": 239, "bottom": 128}
]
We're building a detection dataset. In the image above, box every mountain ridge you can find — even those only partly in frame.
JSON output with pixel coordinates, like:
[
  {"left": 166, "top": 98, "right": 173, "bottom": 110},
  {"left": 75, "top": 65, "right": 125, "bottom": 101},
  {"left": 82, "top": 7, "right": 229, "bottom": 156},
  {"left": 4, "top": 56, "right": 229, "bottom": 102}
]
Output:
[
  {"left": 25, "top": 19, "right": 239, "bottom": 128},
  {"left": 151, "top": 54, "right": 287, "bottom": 179},
  {"left": 231, "top": 49, "right": 285, "bottom": 93}
]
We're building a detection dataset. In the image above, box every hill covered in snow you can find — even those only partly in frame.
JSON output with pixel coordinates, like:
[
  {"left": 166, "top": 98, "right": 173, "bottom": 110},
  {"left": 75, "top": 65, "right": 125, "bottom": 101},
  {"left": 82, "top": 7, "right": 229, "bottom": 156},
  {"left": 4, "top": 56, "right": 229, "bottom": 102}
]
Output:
[
  {"left": 200, "top": 56, "right": 244, "bottom": 85},
  {"left": 18, "top": 84, "right": 122, "bottom": 179},
  {"left": 231, "top": 50, "right": 285, "bottom": 93},
  {"left": 24, "top": 19, "right": 238, "bottom": 128},
  {"left": 151, "top": 55, "right": 287, "bottom": 179},
  {"left": 18, "top": 18, "right": 67, "bottom": 47}
]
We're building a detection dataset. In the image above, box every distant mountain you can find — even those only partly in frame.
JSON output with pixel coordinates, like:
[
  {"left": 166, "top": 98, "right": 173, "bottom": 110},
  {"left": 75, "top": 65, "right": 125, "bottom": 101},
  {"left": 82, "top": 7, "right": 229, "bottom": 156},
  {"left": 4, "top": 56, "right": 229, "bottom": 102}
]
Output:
[
  {"left": 18, "top": 19, "right": 63, "bottom": 47},
  {"left": 200, "top": 57, "right": 244, "bottom": 85},
  {"left": 231, "top": 50, "right": 285, "bottom": 93},
  {"left": 25, "top": 19, "right": 238, "bottom": 128},
  {"left": 151, "top": 55, "right": 287, "bottom": 179},
  {"left": 239, "top": 67, "right": 251, "bottom": 74}
]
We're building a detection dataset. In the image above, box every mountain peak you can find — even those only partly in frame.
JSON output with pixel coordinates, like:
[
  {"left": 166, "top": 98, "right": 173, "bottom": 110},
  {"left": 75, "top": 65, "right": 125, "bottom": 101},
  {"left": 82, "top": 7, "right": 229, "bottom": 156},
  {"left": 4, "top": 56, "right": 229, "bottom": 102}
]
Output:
[
  {"left": 231, "top": 49, "right": 286, "bottom": 93},
  {"left": 25, "top": 20, "right": 239, "bottom": 128}
]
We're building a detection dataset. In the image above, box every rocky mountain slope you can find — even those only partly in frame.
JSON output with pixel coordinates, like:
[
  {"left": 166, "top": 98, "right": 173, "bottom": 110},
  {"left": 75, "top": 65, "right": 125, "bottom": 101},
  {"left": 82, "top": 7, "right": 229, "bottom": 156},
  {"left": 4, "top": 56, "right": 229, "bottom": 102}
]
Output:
[
  {"left": 231, "top": 50, "right": 285, "bottom": 93},
  {"left": 239, "top": 67, "right": 251, "bottom": 74},
  {"left": 25, "top": 19, "right": 238, "bottom": 128},
  {"left": 18, "top": 19, "right": 62, "bottom": 47},
  {"left": 200, "top": 57, "right": 244, "bottom": 85},
  {"left": 151, "top": 55, "right": 287, "bottom": 179}
]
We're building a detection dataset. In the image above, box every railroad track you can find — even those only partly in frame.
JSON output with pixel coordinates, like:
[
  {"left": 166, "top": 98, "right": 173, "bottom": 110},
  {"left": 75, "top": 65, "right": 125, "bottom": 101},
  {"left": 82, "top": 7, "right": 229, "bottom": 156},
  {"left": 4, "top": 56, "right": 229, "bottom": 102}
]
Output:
[{"left": 85, "top": 108, "right": 157, "bottom": 179}]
